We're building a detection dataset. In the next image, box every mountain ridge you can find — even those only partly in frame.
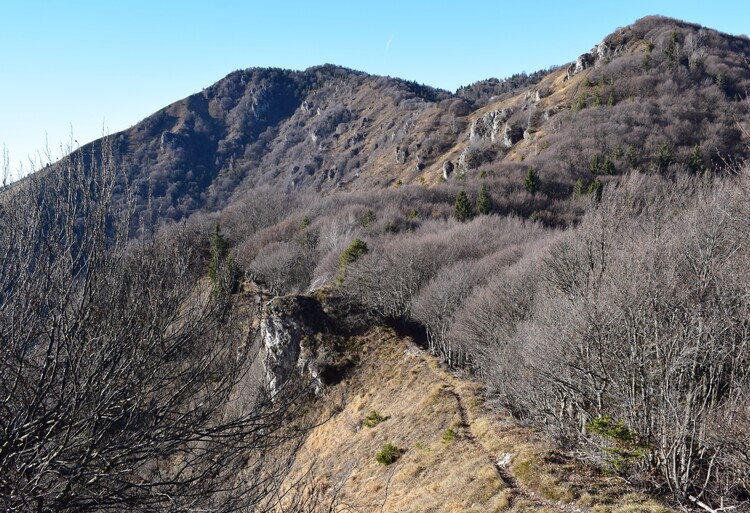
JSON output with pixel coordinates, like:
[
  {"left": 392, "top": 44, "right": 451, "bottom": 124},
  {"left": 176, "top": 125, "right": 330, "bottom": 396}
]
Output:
[
  {"left": 66, "top": 15, "right": 750, "bottom": 228},
  {"left": 5, "top": 14, "right": 750, "bottom": 511}
]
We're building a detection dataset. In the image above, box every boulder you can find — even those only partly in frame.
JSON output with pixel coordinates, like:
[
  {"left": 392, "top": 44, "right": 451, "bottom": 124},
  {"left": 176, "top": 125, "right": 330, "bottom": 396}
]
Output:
[
  {"left": 503, "top": 123, "right": 524, "bottom": 147},
  {"left": 443, "top": 160, "right": 454, "bottom": 180}
]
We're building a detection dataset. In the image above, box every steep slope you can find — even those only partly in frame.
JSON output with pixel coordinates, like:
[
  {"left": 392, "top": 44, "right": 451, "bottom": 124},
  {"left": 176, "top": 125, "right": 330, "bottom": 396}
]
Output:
[
  {"left": 106, "top": 65, "right": 455, "bottom": 222},
  {"left": 70, "top": 15, "right": 750, "bottom": 226},
  {"left": 269, "top": 324, "right": 677, "bottom": 513}
]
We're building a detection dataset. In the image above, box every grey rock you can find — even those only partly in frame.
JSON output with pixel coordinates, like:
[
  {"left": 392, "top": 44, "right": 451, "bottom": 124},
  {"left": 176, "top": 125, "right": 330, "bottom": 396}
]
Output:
[
  {"left": 261, "top": 295, "right": 328, "bottom": 398},
  {"left": 395, "top": 145, "right": 409, "bottom": 164},
  {"left": 503, "top": 123, "right": 524, "bottom": 147},
  {"left": 565, "top": 40, "right": 620, "bottom": 80},
  {"left": 469, "top": 108, "right": 512, "bottom": 143},
  {"left": 443, "top": 160, "right": 454, "bottom": 180},
  {"left": 534, "top": 87, "right": 551, "bottom": 103}
]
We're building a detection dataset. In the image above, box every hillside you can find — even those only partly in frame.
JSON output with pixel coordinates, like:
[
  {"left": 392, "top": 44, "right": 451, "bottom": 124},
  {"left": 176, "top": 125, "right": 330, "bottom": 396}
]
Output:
[
  {"left": 265, "top": 324, "right": 678, "bottom": 513},
  {"left": 4, "top": 14, "right": 750, "bottom": 513},
  {"left": 81, "top": 15, "right": 750, "bottom": 226}
]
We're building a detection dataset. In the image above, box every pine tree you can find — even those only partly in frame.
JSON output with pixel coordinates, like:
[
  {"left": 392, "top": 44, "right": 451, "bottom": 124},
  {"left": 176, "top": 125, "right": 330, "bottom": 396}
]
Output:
[
  {"left": 208, "top": 223, "right": 231, "bottom": 286},
  {"left": 626, "top": 145, "right": 638, "bottom": 169},
  {"left": 657, "top": 142, "right": 675, "bottom": 172},
  {"left": 588, "top": 176, "right": 603, "bottom": 201},
  {"left": 338, "top": 238, "right": 368, "bottom": 283},
  {"left": 476, "top": 185, "right": 491, "bottom": 215},
  {"left": 573, "top": 178, "right": 584, "bottom": 199},
  {"left": 524, "top": 167, "right": 540, "bottom": 196},
  {"left": 453, "top": 190, "right": 474, "bottom": 222},
  {"left": 589, "top": 154, "right": 601, "bottom": 175},
  {"left": 666, "top": 30, "right": 679, "bottom": 69}
]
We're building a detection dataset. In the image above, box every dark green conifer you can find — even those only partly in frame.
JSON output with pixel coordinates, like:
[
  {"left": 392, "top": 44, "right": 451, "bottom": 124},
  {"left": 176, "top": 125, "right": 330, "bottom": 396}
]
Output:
[
  {"left": 453, "top": 190, "right": 474, "bottom": 222},
  {"left": 476, "top": 185, "right": 491, "bottom": 215}
]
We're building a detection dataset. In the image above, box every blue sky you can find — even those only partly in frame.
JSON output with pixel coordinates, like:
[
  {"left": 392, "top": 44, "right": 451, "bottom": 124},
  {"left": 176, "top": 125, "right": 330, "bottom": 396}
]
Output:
[{"left": 2, "top": 0, "right": 749, "bottom": 174}]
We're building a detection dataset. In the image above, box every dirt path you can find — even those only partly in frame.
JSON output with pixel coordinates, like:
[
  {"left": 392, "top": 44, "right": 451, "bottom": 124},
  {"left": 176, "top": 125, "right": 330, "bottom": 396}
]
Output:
[
  {"left": 395, "top": 330, "right": 593, "bottom": 513},
  {"left": 441, "top": 384, "right": 587, "bottom": 513}
]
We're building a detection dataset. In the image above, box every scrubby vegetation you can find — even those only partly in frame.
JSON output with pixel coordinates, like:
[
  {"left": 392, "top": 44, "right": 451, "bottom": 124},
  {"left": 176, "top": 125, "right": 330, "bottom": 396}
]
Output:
[
  {"left": 376, "top": 443, "right": 403, "bottom": 465},
  {"left": 0, "top": 147, "right": 311, "bottom": 513},
  {"left": 6, "top": 13, "right": 750, "bottom": 512},
  {"left": 206, "top": 166, "right": 750, "bottom": 507},
  {"left": 364, "top": 410, "right": 391, "bottom": 428}
]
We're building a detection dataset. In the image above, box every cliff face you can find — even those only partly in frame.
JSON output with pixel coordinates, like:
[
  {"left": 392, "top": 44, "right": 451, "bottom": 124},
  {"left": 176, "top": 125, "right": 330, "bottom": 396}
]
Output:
[
  {"left": 260, "top": 294, "right": 327, "bottom": 397},
  {"left": 260, "top": 293, "right": 359, "bottom": 398}
]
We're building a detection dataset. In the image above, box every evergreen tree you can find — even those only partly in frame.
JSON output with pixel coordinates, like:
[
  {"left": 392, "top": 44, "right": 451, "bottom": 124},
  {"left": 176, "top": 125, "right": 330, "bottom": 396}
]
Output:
[
  {"left": 589, "top": 154, "right": 601, "bottom": 175},
  {"left": 657, "top": 142, "right": 675, "bottom": 172},
  {"left": 453, "top": 190, "right": 474, "bottom": 222},
  {"left": 626, "top": 145, "right": 638, "bottom": 169},
  {"left": 666, "top": 30, "right": 679, "bottom": 68},
  {"left": 573, "top": 178, "right": 584, "bottom": 199},
  {"left": 588, "top": 176, "right": 603, "bottom": 201},
  {"left": 338, "top": 238, "right": 368, "bottom": 283},
  {"left": 689, "top": 144, "right": 705, "bottom": 174},
  {"left": 524, "top": 167, "right": 540, "bottom": 196},
  {"left": 476, "top": 185, "right": 491, "bottom": 215},
  {"left": 208, "top": 223, "right": 231, "bottom": 287}
]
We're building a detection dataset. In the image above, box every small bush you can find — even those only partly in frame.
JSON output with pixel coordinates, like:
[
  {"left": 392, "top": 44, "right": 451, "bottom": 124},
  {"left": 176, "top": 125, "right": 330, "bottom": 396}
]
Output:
[
  {"left": 337, "top": 238, "right": 369, "bottom": 283},
  {"left": 376, "top": 442, "right": 402, "bottom": 465},
  {"left": 363, "top": 410, "right": 390, "bottom": 428},
  {"left": 442, "top": 427, "right": 456, "bottom": 444},
  {"left": 361, "top": 209, "right": 376, "bottom": 227},
  {"left": 586, "top": 416, "right": 649, "bottom": 471}
]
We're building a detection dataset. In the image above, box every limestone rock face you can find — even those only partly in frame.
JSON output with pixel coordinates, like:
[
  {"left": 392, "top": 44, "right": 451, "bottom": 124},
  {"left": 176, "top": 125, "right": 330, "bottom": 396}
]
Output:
[
  {"left": 568, "top": 52, "right": 595, "bottom": 78},
  {"left": 469, "top": 108, "right": 512, "bottom": 143},
  {"left": 261, "top": 295, "right": 327, "bottom": 397},
  {"left": 565, "top": 40, "right": 622, "bottom": 80}
]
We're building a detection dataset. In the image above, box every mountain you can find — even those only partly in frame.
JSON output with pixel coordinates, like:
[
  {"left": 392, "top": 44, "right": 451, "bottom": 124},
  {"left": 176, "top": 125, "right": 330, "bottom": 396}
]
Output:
[
  {"left": 6, "top": 15, "right": 750, "bottom": 512},
  {"left": 86, "top": 15, "right": 750, "bottom": 225}
]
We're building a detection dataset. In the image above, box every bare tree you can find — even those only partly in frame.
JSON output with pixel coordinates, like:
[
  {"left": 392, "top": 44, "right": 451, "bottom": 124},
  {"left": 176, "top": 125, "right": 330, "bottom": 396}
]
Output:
[{"left": 0, "top": 145, "right": 304, "bottom": 513}]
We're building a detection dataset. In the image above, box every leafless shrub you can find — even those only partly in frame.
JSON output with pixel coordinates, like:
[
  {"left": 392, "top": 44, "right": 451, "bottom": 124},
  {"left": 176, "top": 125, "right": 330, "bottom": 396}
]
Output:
[{"left": 0, "top": 145, "right": 307, "bottom": 513}]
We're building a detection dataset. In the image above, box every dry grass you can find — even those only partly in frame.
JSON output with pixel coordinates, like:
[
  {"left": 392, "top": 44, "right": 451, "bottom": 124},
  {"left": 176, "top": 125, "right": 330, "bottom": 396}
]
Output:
[{"left": 270, "top": 327, "right": 678, "bottom": 513}]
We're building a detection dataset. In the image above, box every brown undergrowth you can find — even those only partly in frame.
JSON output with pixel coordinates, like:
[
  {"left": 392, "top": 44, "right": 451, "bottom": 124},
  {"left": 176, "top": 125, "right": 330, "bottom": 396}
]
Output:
[{"left": 266, "top": 327, "right": 678, "bottom": 513}]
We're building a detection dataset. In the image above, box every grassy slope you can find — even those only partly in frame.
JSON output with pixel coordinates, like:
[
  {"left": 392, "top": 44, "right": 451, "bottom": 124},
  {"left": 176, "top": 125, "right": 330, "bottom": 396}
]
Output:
[{"left": 281, "top": 327, "right": 678, "bottom": 513}]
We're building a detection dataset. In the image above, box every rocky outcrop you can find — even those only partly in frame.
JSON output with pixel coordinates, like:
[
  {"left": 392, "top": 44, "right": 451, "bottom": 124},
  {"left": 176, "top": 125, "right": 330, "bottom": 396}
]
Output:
[
  {"left": 565, "top": 40, "right": 620, "bottom": 80},
  {"left": 469, "top": 108, "right": 512, "bottom": 143},
  {"left": 260, "top": 294, "right": 358, "bottom": 399},
  {"left": 442, "top": 160, "right": 454, "bottom": 180},
  {"left": 503, "top": 123, "right": 524, "bottom": 147},
  {"left": 567, "top": 52, "right": 595, "bottom": 79},
  {"left": 261, "top": 295, "right": 328, "bottom": 397},
  {"left": 395, "top": 145, "right": 410, "bottom": 164},
  {"left": 533, "top": 87, "right": 551, "bottom": 103}
]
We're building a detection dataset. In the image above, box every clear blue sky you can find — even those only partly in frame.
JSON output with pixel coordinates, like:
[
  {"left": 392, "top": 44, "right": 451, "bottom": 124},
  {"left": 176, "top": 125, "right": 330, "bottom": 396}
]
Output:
[{"left": 2, "top": 0, "right": 749, "bottom": 175}]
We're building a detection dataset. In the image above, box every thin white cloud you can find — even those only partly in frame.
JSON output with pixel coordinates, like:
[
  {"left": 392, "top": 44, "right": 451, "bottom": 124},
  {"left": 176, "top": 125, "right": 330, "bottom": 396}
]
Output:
[{"left": 386, "top": 35, "right": 393, "bottom": 52}]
